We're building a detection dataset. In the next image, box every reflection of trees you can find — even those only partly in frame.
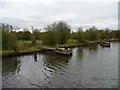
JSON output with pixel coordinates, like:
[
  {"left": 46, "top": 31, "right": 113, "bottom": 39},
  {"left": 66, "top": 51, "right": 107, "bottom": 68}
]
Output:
[
  {"left": 43, "top": 54, "right": 71, "bottom": 69},
  {"left": 2, "top": 57, "right": 20, "bottom": 75},
  {"left": 77, "top": 47, "right": 84, "bottom": 59},
  {"left": 88, "top": 44, "right": 98, "bottom": 51},
  {"left": 77, "top": 45, "right": 98, "bottom": 58},
  {"left": 76, "top": 45, "right": 98, "bottom": 63},
  {"left": 83, "top": 44, "right": 98, "bottom": 54}
]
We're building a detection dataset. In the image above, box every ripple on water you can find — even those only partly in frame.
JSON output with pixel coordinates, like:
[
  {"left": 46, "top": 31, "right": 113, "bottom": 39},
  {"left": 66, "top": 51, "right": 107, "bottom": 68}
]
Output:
[{"left": 2, "top": 42, "right": 118, "bottom": 88}]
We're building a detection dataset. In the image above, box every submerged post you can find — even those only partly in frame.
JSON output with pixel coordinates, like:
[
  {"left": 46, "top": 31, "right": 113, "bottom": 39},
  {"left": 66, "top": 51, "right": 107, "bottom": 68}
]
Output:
[{"left": 34, "top": 54, "right": 37, "bottom": 61}]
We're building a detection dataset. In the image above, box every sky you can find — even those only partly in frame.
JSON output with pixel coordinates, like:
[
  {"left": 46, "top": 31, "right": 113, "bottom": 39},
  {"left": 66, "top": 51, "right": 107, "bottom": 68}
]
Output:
[{"left": 0, "top": 0, "right": 119, "bottom": 31}]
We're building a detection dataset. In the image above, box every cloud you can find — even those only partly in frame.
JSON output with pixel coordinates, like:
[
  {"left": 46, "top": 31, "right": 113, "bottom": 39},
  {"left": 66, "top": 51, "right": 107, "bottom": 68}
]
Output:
[{"left": 0, "top": 0, "right": 118, "bottom": 31}]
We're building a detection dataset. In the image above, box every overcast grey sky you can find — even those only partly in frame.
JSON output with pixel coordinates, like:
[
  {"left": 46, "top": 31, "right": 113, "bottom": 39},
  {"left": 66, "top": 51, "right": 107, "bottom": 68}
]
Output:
[{"left": 0, "top": 0, "right": 119, "bottom": 31}]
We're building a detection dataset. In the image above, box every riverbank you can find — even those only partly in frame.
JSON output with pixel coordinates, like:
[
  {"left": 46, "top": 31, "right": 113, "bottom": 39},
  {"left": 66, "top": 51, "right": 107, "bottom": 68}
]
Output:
[
  {"left": 2, "top": 48, "right": 43, "bottom": 58},
  {"left": 1, "top": 38, "right": 120, "bottom": 58},
  {"left": 59, "top": 38, "right": 120, "bottom": 48}
]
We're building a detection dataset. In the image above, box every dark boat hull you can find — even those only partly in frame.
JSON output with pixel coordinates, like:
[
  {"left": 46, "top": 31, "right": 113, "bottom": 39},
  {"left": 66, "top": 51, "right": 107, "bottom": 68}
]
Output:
[{"left": 100, "top": 43, "right": 111, "bottom": 47}]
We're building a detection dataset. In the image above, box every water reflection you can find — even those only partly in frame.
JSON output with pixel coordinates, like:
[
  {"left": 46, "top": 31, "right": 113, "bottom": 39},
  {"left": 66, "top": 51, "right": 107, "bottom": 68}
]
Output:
[
  {"left": 83, "top": 44, "right": 98, "bottom": 54},
  {"left": 2, "top": 57, "right": 20, "bottom": 75},
  {"left": 76, "top": 45, "right": 98, "bottom": 60},
  {"left": 2, "top": 42, "right": 118, "bottom": 88},
  {"left": 43, "top": 54, "right": 72, "bottom": 69},
  {"left": 77, "top": 47, "right": 84, "bottom": 59}
]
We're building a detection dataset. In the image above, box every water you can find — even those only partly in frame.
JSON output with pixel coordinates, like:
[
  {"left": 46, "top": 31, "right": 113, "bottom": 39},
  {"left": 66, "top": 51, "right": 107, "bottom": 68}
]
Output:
[{"left": 2, "top": 42, "right": 119, "bottom": 88}]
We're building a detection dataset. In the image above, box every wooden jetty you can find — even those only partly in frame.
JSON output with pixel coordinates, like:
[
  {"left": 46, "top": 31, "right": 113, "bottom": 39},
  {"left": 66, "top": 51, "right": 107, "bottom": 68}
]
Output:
[
  {"left": 41, "top": 46, "right": 72, "bottom": 55},
  {"left": 100, "top": 42, "right": 111, "bottom": 47}
]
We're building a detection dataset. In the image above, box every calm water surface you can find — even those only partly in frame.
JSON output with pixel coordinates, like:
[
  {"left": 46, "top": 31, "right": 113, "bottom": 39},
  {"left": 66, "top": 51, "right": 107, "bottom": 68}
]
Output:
[{"left": 2, "top": 42, "right": 119, "bottom": 88}]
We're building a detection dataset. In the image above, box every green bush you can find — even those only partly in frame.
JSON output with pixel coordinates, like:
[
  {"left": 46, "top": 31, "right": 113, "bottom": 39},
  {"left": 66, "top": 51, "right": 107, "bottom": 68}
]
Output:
[
  {"left": 1, "top": 23, "right": 19, "bottom": 51},
  {"left": 43, "top": 21, "right": 71, "bottom": 46},
  {"left": 2, "top": 30, "right": 18, "bottom": 51}
]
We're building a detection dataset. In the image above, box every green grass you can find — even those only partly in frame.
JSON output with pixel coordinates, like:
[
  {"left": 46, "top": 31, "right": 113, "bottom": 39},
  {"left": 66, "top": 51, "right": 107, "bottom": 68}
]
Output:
[
  {"left": 20, "top": 47, "right": 41, "bottom": 52},
  {"left": 1, "top": 48, "right": 42, "bottom": 56},
  {"left": 16, "top": 40, "right": 43, "bottom": 47},
  {"left": 37, "top": 40, "right": 43, "bottom": 45},
  {"left": 66, "top": 39, "right": 79, "bottom": 45},
  {"left": 15, "top": 40, "right": 43, "bottom": 52},
  {"left": 1, "top": 50, "right": 15, "bottom": 54},
  {"left": 16, "top": 40, "right": 32, "bottom": 47}
]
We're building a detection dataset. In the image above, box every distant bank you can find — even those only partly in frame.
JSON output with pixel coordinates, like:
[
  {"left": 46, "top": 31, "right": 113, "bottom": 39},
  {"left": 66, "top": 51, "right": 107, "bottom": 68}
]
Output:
[{"left": 2, "top": 38, "right": 120, "bottom": 58}]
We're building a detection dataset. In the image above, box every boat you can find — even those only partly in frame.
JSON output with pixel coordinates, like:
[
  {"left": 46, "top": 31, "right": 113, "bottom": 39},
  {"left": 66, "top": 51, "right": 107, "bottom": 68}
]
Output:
[{"left": 100, "top": 42, "right": 111, "bottom": 47}]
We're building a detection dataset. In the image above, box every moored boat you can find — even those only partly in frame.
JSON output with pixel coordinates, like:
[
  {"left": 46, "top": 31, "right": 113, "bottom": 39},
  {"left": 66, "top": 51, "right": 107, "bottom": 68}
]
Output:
[{"left": 100, "top": 42, "right": 111, "bottom": 47}]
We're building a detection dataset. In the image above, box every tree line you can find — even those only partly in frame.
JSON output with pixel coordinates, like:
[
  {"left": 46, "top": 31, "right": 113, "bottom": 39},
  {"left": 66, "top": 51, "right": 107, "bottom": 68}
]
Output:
[{"left": 1, "top": 21, "right": 120, "bottom": 51}]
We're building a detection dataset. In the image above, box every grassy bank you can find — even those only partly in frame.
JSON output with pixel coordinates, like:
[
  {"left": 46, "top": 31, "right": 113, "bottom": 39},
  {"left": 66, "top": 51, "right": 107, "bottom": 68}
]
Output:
[
  {"left": 1, "top": 38, "right": 120, "bottom": 58},
  {"left": 2, "top": 40, "right": 43, "bottom": 57},
  {"left": 2, "top": 47, "right": 43, "bottom": 58},
  {"left": 59, "top": 38, "right": 120, "bottom": 48}
]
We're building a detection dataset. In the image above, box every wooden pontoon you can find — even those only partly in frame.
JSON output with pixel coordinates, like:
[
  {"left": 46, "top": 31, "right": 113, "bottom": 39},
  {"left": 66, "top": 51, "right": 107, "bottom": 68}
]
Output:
[
  {"left": 40, "top": 45, "right": 73, "bottom": 55},
  {"left": 56, "top": 48, "right": 72, "bottom": 55},
  {"left": 55, "top": 45, "right": 72, "bottom": 55}
]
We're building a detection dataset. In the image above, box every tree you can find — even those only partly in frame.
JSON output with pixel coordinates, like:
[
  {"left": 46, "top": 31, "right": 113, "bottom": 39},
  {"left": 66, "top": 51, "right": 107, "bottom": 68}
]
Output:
[
  {"left": 31, "top": 35, "right": 37, "bottom": 45},
  {"left": 43, "top": 23, "right": 60, "bottom": 46},
  {"left": 33, "top": 29, "right": 41, "bottom": 40},
  {"left": 105, "top": 28, "right": 110, "bottom": 39},
  {"left": 85, "top": 26, "right": 99, "bottom": 40},
  {"left": 43, "top": 30, "right": 60, "bottom": 46},
  {"left": 110, "top": 30, "right": 120, "bottom": 38},
  {"left": 2, "top": 23, "right": 18, "bottom": 51},
  {"left": 99, "top": 30, "right": 106, "bottom": 39},
  {"left": 43, "top": 21, "right": 71, "bottom": 46},
  {"left": 77, "top": 27, "right": 84, "bottom": 43},
  {"left": 16, "top": 31, "right": 24, "bottom": 40},
  {"left": 70, "top": 32, "right": 78, "bottom": 40},
  {"left": 57, "top": 21, "right": 71, "bottom": 44},
  {"left": 23, "top": 30, "right": 31, "bottom": 40}
]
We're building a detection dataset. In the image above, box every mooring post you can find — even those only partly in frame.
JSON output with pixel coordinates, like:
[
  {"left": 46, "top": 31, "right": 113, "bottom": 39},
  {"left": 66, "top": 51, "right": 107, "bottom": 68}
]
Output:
[{"left": 34, "top": 54, "right": 37, "bottom": 61}]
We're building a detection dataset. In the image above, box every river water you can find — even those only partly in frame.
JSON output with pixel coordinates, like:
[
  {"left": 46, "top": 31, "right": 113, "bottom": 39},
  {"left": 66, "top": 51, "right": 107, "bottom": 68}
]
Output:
[{"left": 2, "top": 42, "right": 119, "bottom": 88}]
